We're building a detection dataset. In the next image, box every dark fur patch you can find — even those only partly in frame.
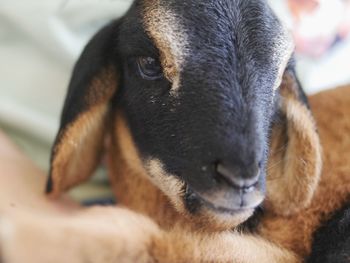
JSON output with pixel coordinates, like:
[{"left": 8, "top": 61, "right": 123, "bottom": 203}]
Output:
[
  {"left": 237, "top": 206, "right": 264, "bottom": 233},
  {"left": 45, "top": 175, "right": 53, "bottom": 193},
  {"left": 47, "top": 0, "right": 310, "bottom": 225},
  {"left": 308, "top": 203, "right": 350, "bottom": 263},
  {"left": 82, "top": 197, "right": 116, "bottom": 207}
]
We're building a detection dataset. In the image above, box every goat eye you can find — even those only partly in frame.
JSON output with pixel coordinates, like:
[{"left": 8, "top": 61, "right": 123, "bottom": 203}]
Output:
[{"left": 137, "top": 57, "right": 163, "bottom": 80}]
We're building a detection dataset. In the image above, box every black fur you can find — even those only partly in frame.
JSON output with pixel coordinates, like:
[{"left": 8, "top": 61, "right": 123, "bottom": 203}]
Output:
[
  {"left": 117, "top": 0, "right": 294, "bottom": 205},
  {"left": 237, "top": 205, "right": 265, "bottom": 233},
  {"left": 308, "top": 204, "right": 350, "bottom": 263},
  {"left": 46, "top": 22, "right": 119, "bottom": 194},
  {"left": 48, "top": 0, "right": 306, "bottom": 216}
]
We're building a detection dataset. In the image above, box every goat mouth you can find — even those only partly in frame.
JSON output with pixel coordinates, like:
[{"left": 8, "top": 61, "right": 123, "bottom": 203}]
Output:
[{"left": 184, "top": 184, "right": 264, "bottom": 215}]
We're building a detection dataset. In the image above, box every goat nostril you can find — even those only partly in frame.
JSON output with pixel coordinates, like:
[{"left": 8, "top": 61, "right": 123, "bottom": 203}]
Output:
[{"left": 215, "top": 163, "right": 259, "bottom": 190}]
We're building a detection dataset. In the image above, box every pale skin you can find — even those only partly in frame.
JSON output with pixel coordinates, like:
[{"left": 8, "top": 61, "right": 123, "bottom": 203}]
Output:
[
  {"left": 0, "top": 131, "right": 159, "bottom": 263},
  {"left": 0, "top": 131, "right": 298, "bottom": 263}
]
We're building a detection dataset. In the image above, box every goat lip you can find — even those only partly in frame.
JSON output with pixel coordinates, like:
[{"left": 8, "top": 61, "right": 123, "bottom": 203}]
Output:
[
  {"left": 185, "top": 185, "right": 263, "bottom": 214},
  {"left": 200, "top": 198, "right": 251, "bottom": 214}
]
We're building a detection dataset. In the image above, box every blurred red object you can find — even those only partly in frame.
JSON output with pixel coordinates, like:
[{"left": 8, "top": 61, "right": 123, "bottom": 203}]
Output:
[
  {"left": 288, "top": 0, "right": 319, "bottom": 18},
  {"left": 287, "top": 0, "right": 350, "bottom": 58}
]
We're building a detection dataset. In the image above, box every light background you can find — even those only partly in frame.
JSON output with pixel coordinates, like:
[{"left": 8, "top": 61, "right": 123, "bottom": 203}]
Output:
[{"left": 0, "top": 0, "right": 349, "bottom": 173}]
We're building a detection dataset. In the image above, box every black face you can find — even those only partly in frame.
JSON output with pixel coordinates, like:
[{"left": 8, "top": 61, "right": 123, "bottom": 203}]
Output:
[{"left": 114, "top": 0, "right": 293, "bottom": 216}]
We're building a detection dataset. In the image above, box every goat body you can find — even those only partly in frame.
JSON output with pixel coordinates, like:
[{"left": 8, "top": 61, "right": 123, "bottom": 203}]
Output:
[{"left": 39, "top": 0, "right": 350, "bottom": 262}]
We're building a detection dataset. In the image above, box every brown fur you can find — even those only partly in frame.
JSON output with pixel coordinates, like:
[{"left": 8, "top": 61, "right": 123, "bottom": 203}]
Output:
[
  {"left": 34, "top": 45, "right": 350, "bottom": 261},
  {"left": 0, "top": 135, "right": 297, "bottom": 263},
  {"left": 151, "top": 228, "right": 298, "bottom": 263},
  {"left": 265, "top": 74, "right": 322, "bottom": 216},
  {"left": 108, "top": 112, "right": 185, "bottom": 230},
  {"left": 106, "top": 84, "right": 350, "bottom": 260},
  {"left": 49, "top": 105, "right": 108, "bottom": 197},
  {"left": 49, "top": 68, "right": 117, "bottom": 197},
  {"left": 34, "top": 0, "right": 350, "bottom": 260},
  {"left": 259, "top": 85, "right": 350, "bottom": 257},
  {"left": 44, "top": 73, "right": 336, "bottom": 263},
  {"left": 110, "top": 112, "right": 256, "bottom": 232},
  {"left": 1, "top": 208, "right": 298, "bottom": 263},
  {"left": 106, "top": 73, "right": 322, "bottom": 232},
  {"left": 3, "top": 86, "right": 350, "bottom": 263}
]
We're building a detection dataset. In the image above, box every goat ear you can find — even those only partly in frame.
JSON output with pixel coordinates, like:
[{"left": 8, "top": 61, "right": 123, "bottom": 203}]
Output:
[
  {"left": 266, "top": 69, "right": 322, "bottom": 216},
  {"left": 46, "top": 22, "right": 119, "bottom": 197}
]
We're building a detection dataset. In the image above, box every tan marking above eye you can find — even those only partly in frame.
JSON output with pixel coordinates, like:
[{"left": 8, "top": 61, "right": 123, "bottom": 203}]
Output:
[
  {"left": 142, "top": 1, "right": 189, "bottom": 94},
  {"left": 145, "top": 158, "right": 186, "bottom": 212}
]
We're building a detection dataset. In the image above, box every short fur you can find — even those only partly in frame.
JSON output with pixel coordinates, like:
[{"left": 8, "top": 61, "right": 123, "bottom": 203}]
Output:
[
  {"left": 44, "top": 0, "right": 350, "bottom": 262},
  {"left": 308, "top": 204, "right": 350, "bottom": 263},
  {"left": 259, "top": 85, "right": 350, "bottom": 258},
  {"left": 48, "top": 0, "right": 310, "bottom": 230},
  {"left": 265, "top": 73, "right": 322, "bottom": 216}
]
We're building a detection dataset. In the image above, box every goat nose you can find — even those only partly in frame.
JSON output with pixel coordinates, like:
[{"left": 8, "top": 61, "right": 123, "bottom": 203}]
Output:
[{"left": 215, "top": 162, "right": 260, "bottom": 191}]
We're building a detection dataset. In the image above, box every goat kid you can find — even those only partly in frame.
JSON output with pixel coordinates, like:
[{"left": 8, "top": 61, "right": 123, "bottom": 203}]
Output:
[
  {"left": 48, "top": 0, "right": 319, "bottom": 228},
  {"left": 45, "top": 0, "right": 350, "bottom": 262},
  {"left": 3, "top": 85, "right": 350, "bottom": 263}
]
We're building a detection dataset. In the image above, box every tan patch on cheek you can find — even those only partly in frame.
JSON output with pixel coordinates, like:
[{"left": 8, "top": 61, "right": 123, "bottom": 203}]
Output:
[
  {"left": 114, "top": 114, "right": 146, "bottom": 177},
  {"left": 115, "top": 115, "right": 186, "bottom": 213},
  {"left": 114, "top": 115, "right": 265, "bottom": 231},
  {"left": 145, "top": 159, "right": 260, "bottom": 231},
  {"left": 142, "top": 1, "right": 189, "bottom": 94},
  {"left": 145, "top": 159, "right": 186, "bottom": 212}
]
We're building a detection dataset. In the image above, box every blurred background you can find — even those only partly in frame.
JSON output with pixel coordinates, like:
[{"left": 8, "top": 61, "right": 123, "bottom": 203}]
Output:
[{"left": 0, "top": 0, "right": 349, "bottom": 198}]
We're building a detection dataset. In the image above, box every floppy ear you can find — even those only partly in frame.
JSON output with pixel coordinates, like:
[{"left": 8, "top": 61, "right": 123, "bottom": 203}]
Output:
[
  {"left": 266, "top": 67, "right": 322, "bottom": 216},
  {"left": 46, "top": 21, "right": 120, "bottom": 197}
]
